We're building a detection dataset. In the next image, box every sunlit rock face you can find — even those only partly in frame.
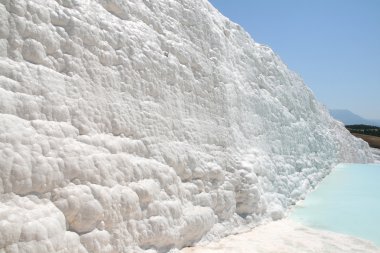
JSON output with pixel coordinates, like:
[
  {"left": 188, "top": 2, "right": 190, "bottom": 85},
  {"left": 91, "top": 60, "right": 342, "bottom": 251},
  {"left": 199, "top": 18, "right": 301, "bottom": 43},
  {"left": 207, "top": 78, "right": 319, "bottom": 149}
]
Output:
[{"left": 0, "top": 0, "right": 373, "bottom": 252}]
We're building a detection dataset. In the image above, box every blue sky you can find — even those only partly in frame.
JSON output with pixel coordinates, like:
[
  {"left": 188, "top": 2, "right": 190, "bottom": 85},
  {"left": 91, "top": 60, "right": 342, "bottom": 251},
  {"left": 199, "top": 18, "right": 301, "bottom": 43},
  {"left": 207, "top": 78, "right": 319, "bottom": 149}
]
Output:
[{"left": 209, "top": 0, "right": 380, "bottom": 120}]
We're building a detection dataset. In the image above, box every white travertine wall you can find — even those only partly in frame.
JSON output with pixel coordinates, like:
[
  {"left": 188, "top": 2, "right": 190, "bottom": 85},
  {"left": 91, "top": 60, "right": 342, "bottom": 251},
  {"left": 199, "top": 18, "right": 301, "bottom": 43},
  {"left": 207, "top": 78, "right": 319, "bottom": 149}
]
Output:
[{"left": 0, "top": 0, "right": 373, "bottom": 252}]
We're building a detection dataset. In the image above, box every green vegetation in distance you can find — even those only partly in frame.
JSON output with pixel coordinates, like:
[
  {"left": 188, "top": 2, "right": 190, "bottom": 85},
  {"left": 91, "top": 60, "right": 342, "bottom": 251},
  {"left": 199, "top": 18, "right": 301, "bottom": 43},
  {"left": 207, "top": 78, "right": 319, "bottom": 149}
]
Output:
[{"left": 346, "top": 124, "right": 380, "bottom": 137}]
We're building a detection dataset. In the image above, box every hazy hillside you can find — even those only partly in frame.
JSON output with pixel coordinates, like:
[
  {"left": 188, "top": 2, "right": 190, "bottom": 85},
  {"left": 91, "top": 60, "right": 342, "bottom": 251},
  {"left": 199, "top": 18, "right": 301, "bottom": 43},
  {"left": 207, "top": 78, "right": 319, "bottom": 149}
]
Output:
[{"left": 330, "top": 109, "right": 380, "bottom": 127}]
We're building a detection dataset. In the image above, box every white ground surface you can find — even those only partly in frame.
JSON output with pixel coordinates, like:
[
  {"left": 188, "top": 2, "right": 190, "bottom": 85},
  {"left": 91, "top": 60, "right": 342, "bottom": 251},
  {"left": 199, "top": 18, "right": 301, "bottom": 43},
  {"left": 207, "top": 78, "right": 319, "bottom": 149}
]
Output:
[
  {"left": 180, "top": 219, "right": 380, "bottom": 253},
  {"left": 0, "top": 0, "right": 374, "bottom": 252}
]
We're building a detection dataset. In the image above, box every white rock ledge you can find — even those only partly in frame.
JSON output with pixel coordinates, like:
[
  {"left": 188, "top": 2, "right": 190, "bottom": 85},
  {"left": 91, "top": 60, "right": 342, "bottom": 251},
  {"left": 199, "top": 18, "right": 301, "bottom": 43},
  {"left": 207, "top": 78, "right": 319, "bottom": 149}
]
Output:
[
  {"left": 180, "top": 219, "right": 380, "bottom": 253},
  {"left": 0, "top": 0, "right": 374, "bottom": 252}
]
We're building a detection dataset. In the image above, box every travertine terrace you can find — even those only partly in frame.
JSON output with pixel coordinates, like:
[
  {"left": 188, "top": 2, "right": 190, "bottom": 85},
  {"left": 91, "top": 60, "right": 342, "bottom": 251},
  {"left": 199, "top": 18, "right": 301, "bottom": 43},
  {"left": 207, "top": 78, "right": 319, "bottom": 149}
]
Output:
[{"left": 0, "top": 0, "right": 373, "bottom": 252}]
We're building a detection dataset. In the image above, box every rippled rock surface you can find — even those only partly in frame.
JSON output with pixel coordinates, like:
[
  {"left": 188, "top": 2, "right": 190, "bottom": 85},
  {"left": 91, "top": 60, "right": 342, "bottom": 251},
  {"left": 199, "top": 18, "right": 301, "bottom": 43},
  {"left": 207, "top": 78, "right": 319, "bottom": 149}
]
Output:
[{"left": 0, "top": 0, "right": 373, "bottom": 252}]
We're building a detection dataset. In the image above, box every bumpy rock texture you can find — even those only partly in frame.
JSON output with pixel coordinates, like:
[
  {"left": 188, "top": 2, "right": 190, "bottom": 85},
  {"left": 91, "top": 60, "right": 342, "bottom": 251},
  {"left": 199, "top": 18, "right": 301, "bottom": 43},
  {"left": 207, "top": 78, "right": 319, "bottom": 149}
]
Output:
[{"left": 0, "top": 0, "right": 373, "bottom": 252}]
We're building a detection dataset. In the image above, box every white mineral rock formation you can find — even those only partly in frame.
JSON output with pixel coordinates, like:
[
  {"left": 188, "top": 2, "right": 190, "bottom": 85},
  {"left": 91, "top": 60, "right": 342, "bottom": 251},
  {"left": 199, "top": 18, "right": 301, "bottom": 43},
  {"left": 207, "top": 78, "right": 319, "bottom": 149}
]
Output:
[
  {"left": 180, "top": 220, "right": 380, "bottom": 253},
  {"left": 0, "top": 0, "right": 373, "bottom": 252},
  {"left": 372, "top": 148, "right": 380, "bottom": 163}
]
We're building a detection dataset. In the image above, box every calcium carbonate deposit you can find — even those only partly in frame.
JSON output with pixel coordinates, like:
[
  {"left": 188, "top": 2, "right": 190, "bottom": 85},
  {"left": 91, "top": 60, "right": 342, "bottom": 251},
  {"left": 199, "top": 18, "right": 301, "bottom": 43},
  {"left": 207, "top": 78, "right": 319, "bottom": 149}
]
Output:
[{"left": 0, "top": 0, "right": 374, "bottom": 252}]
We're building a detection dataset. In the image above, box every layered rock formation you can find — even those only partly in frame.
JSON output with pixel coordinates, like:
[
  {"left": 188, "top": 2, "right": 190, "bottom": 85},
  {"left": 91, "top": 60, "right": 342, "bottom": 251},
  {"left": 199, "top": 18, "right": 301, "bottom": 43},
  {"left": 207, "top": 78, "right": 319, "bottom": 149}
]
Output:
[{"left": 0, "top": 0, "right": 373, "bottom": 252}]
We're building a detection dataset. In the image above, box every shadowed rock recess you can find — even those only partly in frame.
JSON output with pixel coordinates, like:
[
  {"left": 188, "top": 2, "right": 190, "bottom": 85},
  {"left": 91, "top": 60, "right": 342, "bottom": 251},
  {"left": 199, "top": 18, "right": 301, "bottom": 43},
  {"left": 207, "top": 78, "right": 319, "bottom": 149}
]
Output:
[{"left": 0, "top": 0, "right": 373, "bottom": 252}]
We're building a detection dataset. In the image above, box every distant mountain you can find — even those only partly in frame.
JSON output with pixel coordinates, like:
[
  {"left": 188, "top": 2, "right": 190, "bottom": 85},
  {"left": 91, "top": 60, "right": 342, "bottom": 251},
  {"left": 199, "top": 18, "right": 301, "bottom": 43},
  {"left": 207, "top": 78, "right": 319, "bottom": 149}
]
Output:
[
  {"left": 370, "top": 119, "right": 380, "bottom": 127},
  {"left": 330, "top": 109, "right": 380, "bottom": 127}
]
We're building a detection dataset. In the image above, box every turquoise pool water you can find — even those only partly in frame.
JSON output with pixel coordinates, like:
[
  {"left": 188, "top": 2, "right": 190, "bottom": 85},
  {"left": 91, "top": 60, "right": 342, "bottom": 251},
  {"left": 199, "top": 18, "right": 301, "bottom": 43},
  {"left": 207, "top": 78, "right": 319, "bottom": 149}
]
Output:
[{"left": 290, "top": 163, "right": 380, "bottom": 246}]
